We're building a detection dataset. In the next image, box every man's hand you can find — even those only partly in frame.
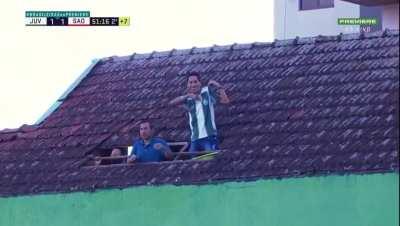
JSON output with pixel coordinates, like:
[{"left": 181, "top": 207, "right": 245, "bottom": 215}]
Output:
[
  {"left": 208, "top": 80, "right": 223, "bottom": 89},
  {"left": 169, "top": 93, "right": 199, "bottom": 106},
  {"left": 154, "top": 143, "right": 173, "bottom": 160},
  {"left": 95, "top": 159, "right": 102, "bottom": 166},
  {"left": 208, "top": 80, "right": 230, "bottom": 104},
  {"left": 127, "top": 154, "right": 136, "bottom": 164},
  {"left": 186, "top": 93, "right": 200, "bottom": 100}
]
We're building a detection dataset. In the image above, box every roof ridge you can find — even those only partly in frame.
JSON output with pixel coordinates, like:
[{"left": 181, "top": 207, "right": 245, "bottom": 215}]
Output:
[
  {"left": 0, "top": 124, "right": 39, "bottom": 135},
  {"left": 0, "top": 128, "right": 20, "bottom": 134},
  {"left": 99, "top": 29, "right": 399, "bottom": 63}
]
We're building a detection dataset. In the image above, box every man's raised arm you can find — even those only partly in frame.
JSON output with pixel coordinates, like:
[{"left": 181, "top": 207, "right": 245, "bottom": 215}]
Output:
[
  {"left": 208, "top": 80, "right": 230, "bottom": 104},
  {"left": 169, "top": 93, "right": 198, "bottom": 106}
]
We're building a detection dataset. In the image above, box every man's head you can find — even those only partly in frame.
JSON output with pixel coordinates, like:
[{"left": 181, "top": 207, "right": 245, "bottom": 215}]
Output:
[
  {"left": 111, "top": 148, "right": 122, "bottom": 157},
  {"left": 139, "top": 121, "right": 153, "bottom": 141},
  {"left": 187, "top": 73, "right": 202, "bottom": 94}
]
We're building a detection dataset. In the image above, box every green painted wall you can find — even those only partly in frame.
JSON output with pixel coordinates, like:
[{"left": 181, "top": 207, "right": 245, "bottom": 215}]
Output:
[{"left": 1, "top": 173, "right": 398, "bottom": 226}]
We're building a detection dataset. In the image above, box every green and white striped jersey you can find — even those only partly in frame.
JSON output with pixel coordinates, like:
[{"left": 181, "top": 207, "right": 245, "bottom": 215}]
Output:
[{"left": 185, "top": 86, "right": 218, "bottom": 141}]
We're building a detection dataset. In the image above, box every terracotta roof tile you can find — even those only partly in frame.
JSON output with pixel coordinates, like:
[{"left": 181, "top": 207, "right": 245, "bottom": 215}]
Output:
[{"left": 0, "top": 30, "right": 399, "bottom": 197}]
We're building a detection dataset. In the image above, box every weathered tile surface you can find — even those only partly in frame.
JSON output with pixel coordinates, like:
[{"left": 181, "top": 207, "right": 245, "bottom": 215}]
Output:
[{"left": 0, "top": 30, "right": 399, "bottom": 197}]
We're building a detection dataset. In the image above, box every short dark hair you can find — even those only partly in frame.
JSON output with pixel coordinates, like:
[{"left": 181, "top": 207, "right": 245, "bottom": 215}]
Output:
[
  {"left": 187, "top": 72, "right": 201, "bottom": 82},
  {"left": 139, "top": 121, "right": 152, "bottom": 129}
]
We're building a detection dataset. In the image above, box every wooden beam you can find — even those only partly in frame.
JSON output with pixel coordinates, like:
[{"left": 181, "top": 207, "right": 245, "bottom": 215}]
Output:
[{"left": 93, "top": 155, "right": 128, "bottom": 160}]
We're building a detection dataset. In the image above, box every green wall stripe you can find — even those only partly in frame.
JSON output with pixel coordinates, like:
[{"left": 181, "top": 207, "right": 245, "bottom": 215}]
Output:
[{"left": 1, "top": 173, "right": 398, "bottom": 226}]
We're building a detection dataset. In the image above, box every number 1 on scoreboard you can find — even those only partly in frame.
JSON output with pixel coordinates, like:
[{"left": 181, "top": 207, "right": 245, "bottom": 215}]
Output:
[{"left": 47, "top": 17, "right": 68, "bottom": 26}]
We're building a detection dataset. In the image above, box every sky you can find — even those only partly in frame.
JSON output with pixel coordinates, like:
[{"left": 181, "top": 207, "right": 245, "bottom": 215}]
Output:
[{"left": 0, "top": 0, "right": 274, "bottom": 130}]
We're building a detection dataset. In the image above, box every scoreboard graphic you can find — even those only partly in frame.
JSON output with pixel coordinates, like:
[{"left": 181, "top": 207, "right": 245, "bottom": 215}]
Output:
[{"left": 25, "top": 11, "right": 130, "bottom": 26}]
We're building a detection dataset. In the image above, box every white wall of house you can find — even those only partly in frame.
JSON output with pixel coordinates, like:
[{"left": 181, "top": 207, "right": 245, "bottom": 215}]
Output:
[
  {"left": 274, "top": 0, "right": 361, "bottom": 39},
  {"left": 382, "top": 4, "right": 399, "bottom": 30}
]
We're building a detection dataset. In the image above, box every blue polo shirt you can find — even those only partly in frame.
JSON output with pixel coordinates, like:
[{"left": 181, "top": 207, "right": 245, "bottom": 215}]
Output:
[{"left": 131, "top": 137, "right": 169, "bottom": 163}]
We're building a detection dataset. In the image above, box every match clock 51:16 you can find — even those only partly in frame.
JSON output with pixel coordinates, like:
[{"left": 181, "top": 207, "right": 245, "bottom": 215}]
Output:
[{"left": 90, "top": 17, "right": 119, "bottom": 26}]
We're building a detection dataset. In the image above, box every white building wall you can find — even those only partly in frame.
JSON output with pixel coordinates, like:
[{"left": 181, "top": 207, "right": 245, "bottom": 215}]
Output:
[
  {"left": 274, "top": 0, "right": 361, "bottom": 39},
  {"left": 382, "top": 4, "right": 399, "bottom": 30}
]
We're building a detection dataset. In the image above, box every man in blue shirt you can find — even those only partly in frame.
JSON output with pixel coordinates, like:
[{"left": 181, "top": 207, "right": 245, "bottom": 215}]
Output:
[
  {"left": 127, "top": 121, "right": 172, "bottom": 163},
  {"left": 169, "top": 73, "right": 230, "bottom": 152}
]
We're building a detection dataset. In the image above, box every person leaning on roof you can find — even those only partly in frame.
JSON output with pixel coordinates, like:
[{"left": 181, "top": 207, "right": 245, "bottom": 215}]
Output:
[
  {"left": 169, "top": 72, "right": 230, "bottom": 152},
  {"left": 95, "top": 148, "right": 124, "bottom": 166},
  {"left": 127, "top": 121, "right": 173, "bottom": 163}
]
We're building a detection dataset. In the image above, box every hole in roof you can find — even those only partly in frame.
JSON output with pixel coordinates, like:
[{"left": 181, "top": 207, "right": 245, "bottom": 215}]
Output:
[
  {"left": 83, "top": 147, "right": 128, "bottom": 167},
  {"left": 83, "top": 141, "right": 219, "bottom": 169}
]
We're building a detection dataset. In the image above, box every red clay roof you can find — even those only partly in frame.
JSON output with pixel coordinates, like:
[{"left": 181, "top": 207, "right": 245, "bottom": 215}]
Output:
[{"left": 0, "top": 30, "right": 399, "bottom": 197}]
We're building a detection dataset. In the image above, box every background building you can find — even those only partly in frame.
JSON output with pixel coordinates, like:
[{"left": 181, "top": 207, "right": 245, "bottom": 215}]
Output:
[{"left": 274, "top": 0, "right": 399, "bottom": 39}]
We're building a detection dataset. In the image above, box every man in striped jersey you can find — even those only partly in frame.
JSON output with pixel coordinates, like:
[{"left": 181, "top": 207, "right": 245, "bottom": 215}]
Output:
[{"left": 169, "top": 73, "right": 230, "bottom": 152}]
